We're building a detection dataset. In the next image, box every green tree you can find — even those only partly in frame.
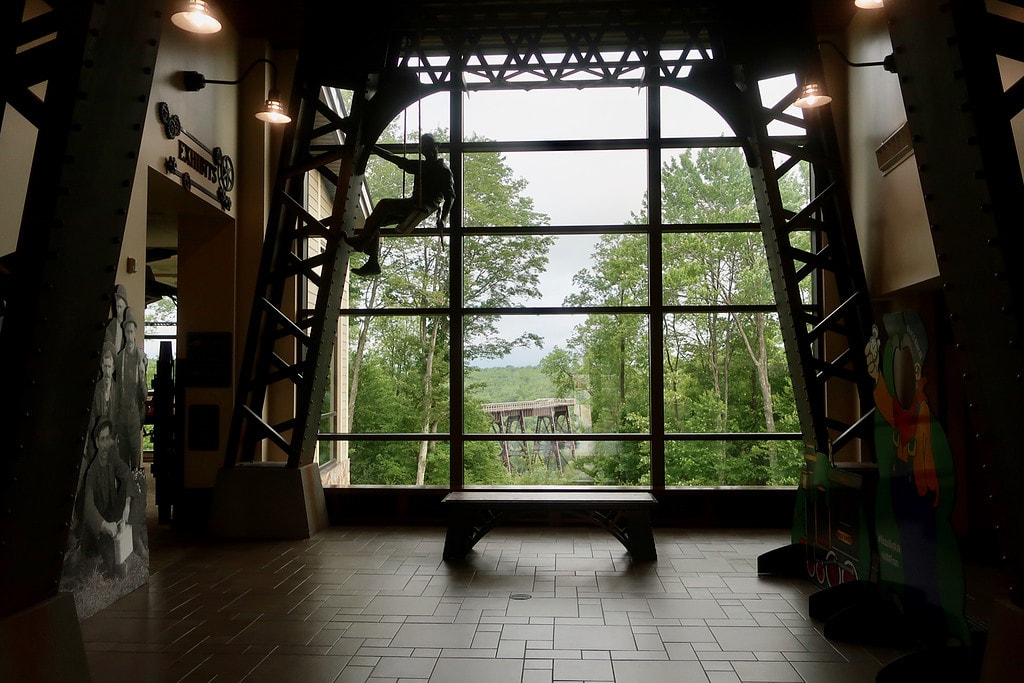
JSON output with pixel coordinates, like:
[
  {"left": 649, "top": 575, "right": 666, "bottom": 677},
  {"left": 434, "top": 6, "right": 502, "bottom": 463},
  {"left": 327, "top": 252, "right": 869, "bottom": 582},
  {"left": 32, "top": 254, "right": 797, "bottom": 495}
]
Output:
[
  {"left": 554, "top": 146, "right": 806, "bottom": 486},
  {"left": 564, "top": 235, "right": 649, "bottom": 434},
  {"left": 539, "top": 348, "right": 583, "bottom": 401}
]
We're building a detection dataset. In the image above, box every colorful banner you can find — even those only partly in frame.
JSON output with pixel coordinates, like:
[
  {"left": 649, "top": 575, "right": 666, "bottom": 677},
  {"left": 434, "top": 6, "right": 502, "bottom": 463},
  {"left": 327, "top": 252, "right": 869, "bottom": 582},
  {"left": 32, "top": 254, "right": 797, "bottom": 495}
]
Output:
[{"left": 868, "top": 311, "right": 969, "bottom": 645}]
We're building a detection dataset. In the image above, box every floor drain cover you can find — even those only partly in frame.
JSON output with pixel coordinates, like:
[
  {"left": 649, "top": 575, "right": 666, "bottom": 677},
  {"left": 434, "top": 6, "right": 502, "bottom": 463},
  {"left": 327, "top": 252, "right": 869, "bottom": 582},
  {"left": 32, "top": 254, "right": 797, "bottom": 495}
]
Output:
[{"left": 509, "top": 593, "right": 532, "bottom": 601}]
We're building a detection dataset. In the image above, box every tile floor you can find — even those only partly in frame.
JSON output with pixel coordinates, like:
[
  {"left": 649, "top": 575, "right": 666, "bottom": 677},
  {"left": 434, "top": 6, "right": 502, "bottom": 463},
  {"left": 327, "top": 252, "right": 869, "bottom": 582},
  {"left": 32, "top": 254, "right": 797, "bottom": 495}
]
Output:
[{"left": 80, "top": 524, "right": 912, "bottom": 682}]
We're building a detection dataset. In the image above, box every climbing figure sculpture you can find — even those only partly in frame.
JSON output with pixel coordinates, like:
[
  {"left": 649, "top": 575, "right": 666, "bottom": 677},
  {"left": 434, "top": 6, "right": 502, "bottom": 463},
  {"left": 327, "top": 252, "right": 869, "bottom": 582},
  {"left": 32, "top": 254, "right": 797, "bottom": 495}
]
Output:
[{"left": 347, "top": 133, "right": 455, "bottom": 276}]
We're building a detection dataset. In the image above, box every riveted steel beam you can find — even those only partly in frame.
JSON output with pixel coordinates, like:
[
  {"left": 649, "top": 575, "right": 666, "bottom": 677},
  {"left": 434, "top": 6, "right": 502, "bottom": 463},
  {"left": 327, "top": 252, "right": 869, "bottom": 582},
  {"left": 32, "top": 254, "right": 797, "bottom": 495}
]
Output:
[
  {"left": 0, "top": 0, "right": 163, "bottom": 619},
  {"left": 887, "top": 0, "right": 1024, "bottom": 606}
]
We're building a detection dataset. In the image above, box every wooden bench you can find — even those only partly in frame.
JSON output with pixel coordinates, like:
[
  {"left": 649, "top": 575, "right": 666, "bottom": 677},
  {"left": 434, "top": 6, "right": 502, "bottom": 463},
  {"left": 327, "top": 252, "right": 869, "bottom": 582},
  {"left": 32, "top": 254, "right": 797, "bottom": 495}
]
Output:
[{"left": 441, "top": 490, "right": 658, "bottom": 561}]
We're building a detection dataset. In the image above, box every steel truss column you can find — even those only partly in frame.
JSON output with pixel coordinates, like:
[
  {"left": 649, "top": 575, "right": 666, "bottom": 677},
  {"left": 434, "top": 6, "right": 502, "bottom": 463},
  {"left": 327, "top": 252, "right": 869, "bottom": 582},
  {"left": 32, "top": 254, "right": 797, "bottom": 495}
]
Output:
[
  {"left": 223, "top": 64, "right": 336, "bottom": 468},
  {"left": 887, "top": 0, "right": 1024, "bottom": 605},
  {"left": 0, "top": 0, "right": 163, "bottom": 618},
  {"left": 225, "top": 47, "right": 425, "bottom": 467},
  {"left": 739, "top": 78, "right": 877, "bottom": 463},
  {"left": 701, "top": 3, "right": 877, "bottom": 467}
]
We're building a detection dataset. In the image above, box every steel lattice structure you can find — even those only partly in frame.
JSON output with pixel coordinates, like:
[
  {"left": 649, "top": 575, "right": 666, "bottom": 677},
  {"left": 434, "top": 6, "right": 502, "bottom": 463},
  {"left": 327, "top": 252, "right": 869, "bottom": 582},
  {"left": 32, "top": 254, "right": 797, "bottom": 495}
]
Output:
[{"left": 225, "top": 0, "right": 877, "bottom": 482}]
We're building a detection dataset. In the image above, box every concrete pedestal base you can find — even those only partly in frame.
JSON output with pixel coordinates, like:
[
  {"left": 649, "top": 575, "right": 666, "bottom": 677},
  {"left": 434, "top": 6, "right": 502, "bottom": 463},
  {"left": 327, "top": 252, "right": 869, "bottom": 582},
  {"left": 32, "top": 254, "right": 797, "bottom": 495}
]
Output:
[
  {"left": 0, "top": 593, "right": 90, "bottom": 683},
  {"left": 209, "top": 462, "right": 328, "bottom": 539}
]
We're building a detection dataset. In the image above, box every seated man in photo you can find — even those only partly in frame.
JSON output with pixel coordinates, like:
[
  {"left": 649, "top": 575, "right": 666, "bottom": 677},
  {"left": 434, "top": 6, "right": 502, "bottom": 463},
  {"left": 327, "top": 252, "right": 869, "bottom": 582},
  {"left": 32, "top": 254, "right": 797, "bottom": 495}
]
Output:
[{"left": 82, "top": 419, "right": 133, "bottom": 580}]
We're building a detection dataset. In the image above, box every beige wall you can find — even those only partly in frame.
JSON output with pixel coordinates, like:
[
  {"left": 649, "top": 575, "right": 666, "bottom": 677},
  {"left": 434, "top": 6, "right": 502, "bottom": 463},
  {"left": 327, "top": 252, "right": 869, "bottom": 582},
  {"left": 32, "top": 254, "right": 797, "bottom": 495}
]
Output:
[
  {"left": 137, "top": 5, "right": 244, "bottom": 488},
  {"left": 138, "top": 6, "right": 296, "bottom": 480},
  {"left": 0, "top": 0, "right": 49, "bottom": 255},
  {"left": 0, "top": 105, "right": 36, "bottom": 256},
  {"left": 146, "top": 14, "right": 297, "bottom": 475},
  {"left": 845, "top": 11, "right": 939, "bottom": 297},
  {"left": 177, "top": 211, "right": 237, "bottom": 487},
  {"left": 138, "top": 4, "right": 297, "bottom": 483},
  {"left": 992, "top": 1, "right": 1024, "bottom": 171}
]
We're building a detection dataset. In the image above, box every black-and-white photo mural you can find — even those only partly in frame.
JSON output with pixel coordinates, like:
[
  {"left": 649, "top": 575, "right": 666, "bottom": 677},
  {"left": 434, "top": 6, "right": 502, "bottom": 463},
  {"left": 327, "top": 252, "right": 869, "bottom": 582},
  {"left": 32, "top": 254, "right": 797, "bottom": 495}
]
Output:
[{"left": 61, "top": 284, "right": 150, "bottom": 620}]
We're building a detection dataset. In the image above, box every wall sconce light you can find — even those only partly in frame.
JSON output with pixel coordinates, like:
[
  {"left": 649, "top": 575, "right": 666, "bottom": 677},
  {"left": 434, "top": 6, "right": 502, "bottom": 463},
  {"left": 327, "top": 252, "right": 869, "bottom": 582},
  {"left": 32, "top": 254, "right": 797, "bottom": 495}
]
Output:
[
  {"left": 854, "top": 0, "right": 885, "bottom": 9},
  {"left": 794, "top": 40, "right": 897, "bottom": 109},
  {"left": 794, "top": 82, "right": 832, "bottom": 109},
  {"left": 171, "top": 0, "right": 222, "bottom": 34},
  {"left": 183, "top": 58, "right": 292, "bottom": 124}
]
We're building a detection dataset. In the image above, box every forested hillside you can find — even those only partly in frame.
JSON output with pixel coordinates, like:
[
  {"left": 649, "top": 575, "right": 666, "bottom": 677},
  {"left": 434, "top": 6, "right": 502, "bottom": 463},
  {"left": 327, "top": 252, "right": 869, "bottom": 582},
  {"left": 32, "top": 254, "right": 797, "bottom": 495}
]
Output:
[{"left": 466, "top": 365, "right": 557, "bottom": 403}]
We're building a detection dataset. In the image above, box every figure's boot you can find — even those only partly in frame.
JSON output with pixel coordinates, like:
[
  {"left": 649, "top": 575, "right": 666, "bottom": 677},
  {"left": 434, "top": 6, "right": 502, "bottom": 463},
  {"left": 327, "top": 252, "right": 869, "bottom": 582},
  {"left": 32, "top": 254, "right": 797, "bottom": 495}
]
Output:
[
  {"left": 345, "top": 232, "right": 371, "bottom": 253},
  {"left": 352, "top": 257, "right": 381, "bottom": 277}
]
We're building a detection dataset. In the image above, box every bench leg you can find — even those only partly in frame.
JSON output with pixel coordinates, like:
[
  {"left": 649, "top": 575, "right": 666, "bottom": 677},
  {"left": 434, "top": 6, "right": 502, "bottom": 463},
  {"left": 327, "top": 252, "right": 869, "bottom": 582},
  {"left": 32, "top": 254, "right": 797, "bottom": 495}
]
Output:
[
  {"left": 623, "top": 511, "right": 657, "bottom": 561},
  {"left": 443, "top": 518, "right": 472, "bottom": 560},
  {"left": 590, "top": 509, "right": 657, "bottom": 561}
]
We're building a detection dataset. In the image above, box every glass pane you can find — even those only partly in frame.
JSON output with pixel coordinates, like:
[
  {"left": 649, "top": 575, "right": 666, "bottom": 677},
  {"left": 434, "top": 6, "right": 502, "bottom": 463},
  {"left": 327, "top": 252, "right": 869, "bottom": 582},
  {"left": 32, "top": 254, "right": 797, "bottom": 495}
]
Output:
[
  {"left": 786, "top": 228, "right": 815, "bottom": 309},
  {"left": 462, "top": 426, "right": 580, "bottom": 486},
  {"left": 465, "top": 150, "right": 647, "bottom": 226},
  {"left": 320, "top": 87, "right": 354, "bottom": 130},
  {"left": 757, "top": 74, "right": 807, "bottom": 137},
  {"left": 662, "top": 231, "right": 774, "bottom": 306},
  {"left": 343, "top": 439, "right": 452, "bottom": 486},
  {"left": 665, "top": 439, "right": 803, "bottom": 487},
  {"left": 343, "top": 236, "right": 450, "bottom": 309},
  {"left": 317, "top": 438, "right": 342, "bottom": 468},
  {"left": 346, "top": 315, "right": 451, "bottom": 433},
  {"left": 997, "top": 55, "right": 1024, "bottom": 169},
  {"left": 386, "top": 91, "right": 451, "bottom": 145},
  {"left": 463, "top": 88, "right": 647, "bottom": 141},
  {"left": 778, "top": 159, "right": 812, "bottom": 216},
  {"left": 318, "top": 355, "right": 336, "bottom": 463},
  {"left": 463, "top": 234, "right": 647, "bottom": 308},
  {"left": 660, "top": 147, "right": 756, "bottom": 224},
  {"left": 661, "top": 86, "right": 735, "bottom": 138},
  {"left": 662, "top": 312, "right": 798, "bottom": 434},
  {"left": 464, "top": 313, "right": 586, "bottom": 369},
  {"left": 318, "top": 439, "right": 348, "bottom": 487},
  {"left": 465, "top": 313, "right": 650, "bottom": 432},
  {"left": 463, "top": 438, "right": 650, "bottom": 487}
]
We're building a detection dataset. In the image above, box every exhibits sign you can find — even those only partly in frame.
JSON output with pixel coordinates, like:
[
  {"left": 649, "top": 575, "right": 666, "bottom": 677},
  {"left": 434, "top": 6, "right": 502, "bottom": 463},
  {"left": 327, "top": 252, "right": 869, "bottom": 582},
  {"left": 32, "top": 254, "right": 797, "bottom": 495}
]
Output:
[{"left": 156, "top": 101, "right": 235, "bottom": 211}]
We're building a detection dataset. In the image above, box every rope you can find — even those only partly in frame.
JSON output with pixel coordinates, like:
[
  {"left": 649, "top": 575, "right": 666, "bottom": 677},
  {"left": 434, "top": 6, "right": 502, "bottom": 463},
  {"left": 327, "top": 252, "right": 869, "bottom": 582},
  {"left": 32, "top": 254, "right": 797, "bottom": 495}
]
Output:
[
  {"left": 417, "top": 94, "right": 423, "bottom": 208},
  {"left": 402, "top": 107, "right": 408, "bottom": 198}
]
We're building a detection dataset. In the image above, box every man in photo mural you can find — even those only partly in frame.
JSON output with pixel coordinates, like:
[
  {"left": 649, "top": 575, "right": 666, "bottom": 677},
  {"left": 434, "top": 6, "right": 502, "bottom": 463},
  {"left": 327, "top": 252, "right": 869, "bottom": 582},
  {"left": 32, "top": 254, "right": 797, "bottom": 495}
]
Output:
[
  {"left": 117, "top": 306, "right": 149, "bottom": 560},
  {"left": 105, "top": 283, "right": 128, "bottom": 353},
  {"left": 70, "top": 340, "right": 120, "bottom": 549},
  {"left": 89, "top": 341, "right": 120, "bottom": 446},
  {"left": 117, "top": 307, "right": 147, "bottom": 469},
  {"left": 82, "top": 419, "right": 133, "bottom": 580}
]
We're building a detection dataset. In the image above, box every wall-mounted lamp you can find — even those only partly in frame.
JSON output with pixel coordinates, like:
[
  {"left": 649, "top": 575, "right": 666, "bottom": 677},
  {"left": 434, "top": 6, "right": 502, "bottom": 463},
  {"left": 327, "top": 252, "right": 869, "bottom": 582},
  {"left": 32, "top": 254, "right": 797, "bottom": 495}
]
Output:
[
  {"left": 171, "top": 0, "right": 222, "bottom": 34},
  {"left": 794, "top": 40, "right": 897, "bottom": 109},
  {"left": 183, "top": 58, "right": 292, "bottom": 124},
  {"left": 854, "top": 0, "right": 885, "bottom": 9},
  {"left": 794, "top": 82, "right": 832, "bottom": 109}
]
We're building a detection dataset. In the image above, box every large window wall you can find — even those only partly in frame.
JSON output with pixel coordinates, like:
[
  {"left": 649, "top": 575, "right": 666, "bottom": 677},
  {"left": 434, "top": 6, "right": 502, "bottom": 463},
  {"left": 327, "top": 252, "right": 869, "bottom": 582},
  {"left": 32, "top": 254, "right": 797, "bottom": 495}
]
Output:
[{"left": 320, "top": 76, "right": 809, "bottom": 490}]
